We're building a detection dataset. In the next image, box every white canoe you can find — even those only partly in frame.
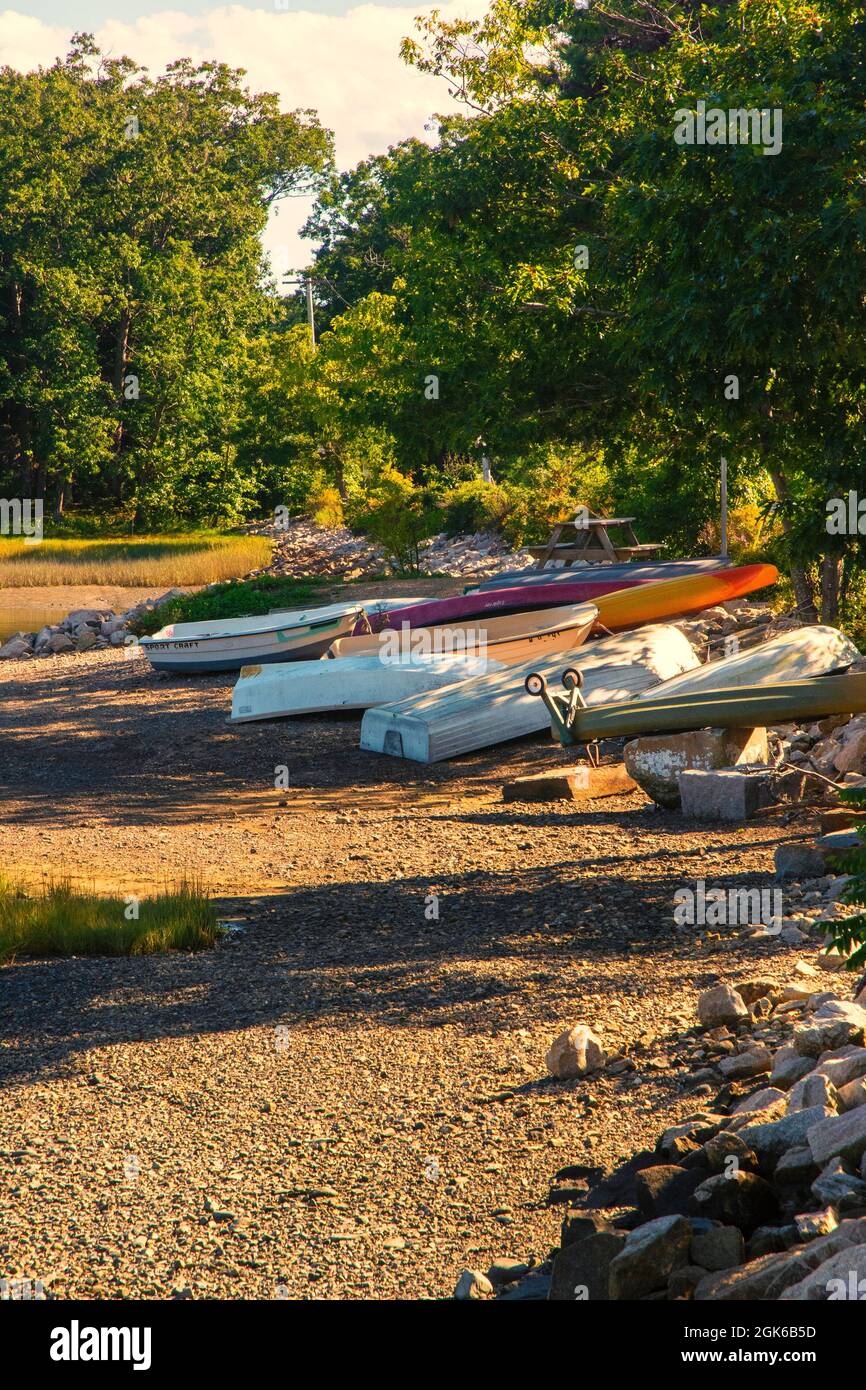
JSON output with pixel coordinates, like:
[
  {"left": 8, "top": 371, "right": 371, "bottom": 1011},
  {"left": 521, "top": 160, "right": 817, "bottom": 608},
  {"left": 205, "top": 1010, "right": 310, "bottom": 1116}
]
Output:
[
  {"left": 360, "top": 623, "right": 700, "bottom": 762},
  {"left": 230, "top": 652, "right": 505, "bottom": 722},
  {"left": 636, "top": 624, "right": 860, "bottom": 700},
  {"left": 139, "top": 596, "right": 423, "bottom": 674},
  {"left": 327, "top": 602, "right": 598, "bottom": 665}
]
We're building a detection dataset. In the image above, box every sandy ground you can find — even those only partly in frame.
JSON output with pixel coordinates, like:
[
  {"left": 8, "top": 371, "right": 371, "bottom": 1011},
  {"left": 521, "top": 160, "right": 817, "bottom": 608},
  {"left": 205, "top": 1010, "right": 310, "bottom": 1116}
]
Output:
[
  {"left": 0, "top": 599, "right": 821, "bottom": 1301},
  {"left": 0, "top": 585, "right": 161, "bottom": 609}
]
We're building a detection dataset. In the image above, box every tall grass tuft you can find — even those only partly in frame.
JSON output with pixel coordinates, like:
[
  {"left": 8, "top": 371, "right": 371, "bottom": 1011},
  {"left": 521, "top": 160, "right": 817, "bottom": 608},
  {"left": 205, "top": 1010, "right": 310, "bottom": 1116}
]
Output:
[
  {"left": 0, "top": 879, "right": 223, "bottom": 961},
  {"left": 0, "top": 535, "right": 272, "bottom": 588}
]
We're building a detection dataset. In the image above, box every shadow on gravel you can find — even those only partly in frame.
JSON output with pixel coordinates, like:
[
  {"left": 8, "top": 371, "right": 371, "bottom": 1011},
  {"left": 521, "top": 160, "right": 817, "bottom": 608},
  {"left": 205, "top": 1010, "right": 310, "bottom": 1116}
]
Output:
[{"left": 0, "top": 857, "right": 789, "bottom": 1088}]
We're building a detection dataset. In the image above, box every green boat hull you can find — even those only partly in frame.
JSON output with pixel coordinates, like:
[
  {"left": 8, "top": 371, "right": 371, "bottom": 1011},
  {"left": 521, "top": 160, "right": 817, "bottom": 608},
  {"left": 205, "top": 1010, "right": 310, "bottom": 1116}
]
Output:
[{"left": 566, "top": 673, "right": 866, "bottom": 744}]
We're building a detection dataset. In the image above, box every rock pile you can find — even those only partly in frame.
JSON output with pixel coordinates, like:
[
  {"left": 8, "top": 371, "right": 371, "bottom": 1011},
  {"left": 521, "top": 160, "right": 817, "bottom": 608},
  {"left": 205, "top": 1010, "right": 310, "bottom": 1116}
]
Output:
[
  {"left": 777, "top": 714, "right": 866, "bottom": 782},
  {"left": 476, "top": 972, "right": 866, "bottom": 1300},
  {"left": 0, "top": 590, "right": 183, "bottom": 662},
  {"left": 245, "top": 517, "right": 535, "bottom": 582},
  {"left": 676, "top": 596, "right": 777, "bottom": 650}
]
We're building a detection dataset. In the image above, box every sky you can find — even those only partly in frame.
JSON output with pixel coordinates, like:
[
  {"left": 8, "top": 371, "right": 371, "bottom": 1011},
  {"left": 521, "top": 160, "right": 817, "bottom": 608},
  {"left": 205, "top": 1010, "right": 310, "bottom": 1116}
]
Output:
[{"left": 0, "top": 0, "right": 486, "bottom": 277}]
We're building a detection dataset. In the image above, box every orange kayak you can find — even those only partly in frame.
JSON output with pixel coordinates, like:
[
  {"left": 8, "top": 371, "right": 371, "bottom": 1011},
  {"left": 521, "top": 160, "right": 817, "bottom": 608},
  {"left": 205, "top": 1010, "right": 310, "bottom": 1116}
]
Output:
[{"left": 593, "top": 563, "right": 778, "bottom": 631}]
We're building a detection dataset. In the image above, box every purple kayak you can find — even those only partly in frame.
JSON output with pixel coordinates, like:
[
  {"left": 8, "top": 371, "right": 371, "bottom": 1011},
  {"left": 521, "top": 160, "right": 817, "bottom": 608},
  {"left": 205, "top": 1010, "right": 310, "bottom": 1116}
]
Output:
[{"left": 355, "top": 578, "right": 651, "bottom": 635}]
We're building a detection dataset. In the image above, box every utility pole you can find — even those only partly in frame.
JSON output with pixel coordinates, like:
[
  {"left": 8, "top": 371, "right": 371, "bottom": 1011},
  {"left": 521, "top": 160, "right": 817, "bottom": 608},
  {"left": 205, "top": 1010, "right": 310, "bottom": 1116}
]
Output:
[
  {"left": 282, "top": 273, "right": 317, "bottom": 348},
  {"left": 720, "top": 456, "right": 728, "bottom": 559},
  {"left": 305, "top": 276, "right": 316, "bottom": 348}
]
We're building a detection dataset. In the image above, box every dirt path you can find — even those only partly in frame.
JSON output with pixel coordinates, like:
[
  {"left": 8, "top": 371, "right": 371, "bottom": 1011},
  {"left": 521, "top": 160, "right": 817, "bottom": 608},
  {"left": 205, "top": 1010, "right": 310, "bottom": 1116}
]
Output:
[{"left": 0, "top": 642, "right": 818, "bottom": 1300}]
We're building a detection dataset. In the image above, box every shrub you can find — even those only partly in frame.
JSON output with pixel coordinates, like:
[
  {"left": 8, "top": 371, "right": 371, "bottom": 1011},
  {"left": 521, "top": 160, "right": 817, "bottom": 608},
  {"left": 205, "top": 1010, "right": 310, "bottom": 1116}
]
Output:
[
  {"left": 348, "top": 466, "right": 437, "bottom": 572},
  {"left": 823, "top": 787, "right": 866, "bottom": 972},
  {"left": 500, "top": 443, "right": 611, "bottom": 547},
  {"left": 698, "top": 500, "right": 782, "bottom": 564},
  {"left": 307, "top": 482, "right": 345, "bottom": 529},
  {"left": 442, "top": 479, "right": 510, "bottom": 537}
]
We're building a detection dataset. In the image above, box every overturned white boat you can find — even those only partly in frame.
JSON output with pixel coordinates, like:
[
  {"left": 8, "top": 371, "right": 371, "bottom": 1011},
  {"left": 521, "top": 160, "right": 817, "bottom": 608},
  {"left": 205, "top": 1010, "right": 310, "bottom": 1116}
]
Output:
[
  {"left": 360, "top": 623, "right": 700, "bottom": 763},
  {"left": 635, "top": 624, "right": 860, "bottom": 699},
  {"left": 230, "top": 651, "right": 505, "bottom": 722},
  {"left": 139, "top": 597, "right": 422, "bottom": 674}
]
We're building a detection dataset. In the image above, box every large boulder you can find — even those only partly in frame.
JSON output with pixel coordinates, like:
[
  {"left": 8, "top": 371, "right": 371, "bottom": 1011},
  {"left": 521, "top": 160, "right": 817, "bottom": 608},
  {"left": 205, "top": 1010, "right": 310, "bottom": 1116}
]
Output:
[
  {"left": 793, "top": 1001, "right": 866, "bottom": 1057},
  {"left": 698, "top": 984, "right": 749, "bottom": 1029},
  {"left": 690, "top": 1224, "right": 745, "bottom": 1273},
  {"left": 770, "top": 1044, "right": 814, "bottom": 1089},
  {"left": 545, "top": 1025, "right": 606, "bottom": 1080},
  {"left": 624, "top": 727, "right": 768, "bottom": 810},
  {"left": 634, "top": 1165, "right": 706, "bottom": 1219},
  {"left": 717, "top": 1045, "right": 773, "bottom": 1081},
  {"left": 548, "top": 1231, "right": 627, "bottom": 1301},
  {"left": 737, "top": 1107, "right": 830, "bottom": 1171},
  {"left": 608, "top": 1215, "right": 691, "bottom": 1299},
  {"left": 64, "top": 608, "right": 109, "bottom": 627},
  {"left": 0, "top": 635, "right": 30, "bottom": 659},
  {"left": 780, "top": 1241, "right": 866, "bottom": 1301},
  {"left": 696, "top": 1218, "right": 866, "bottom": 1300},
  {"left": 775, "top": 843, "right": 827, "bottom": 881},
  {"left": 807, "top": 1105, "right": 866, "bottom": 1168},
  {"left": 691, "top": 1171, "right": 779, "bottom": 1233}
]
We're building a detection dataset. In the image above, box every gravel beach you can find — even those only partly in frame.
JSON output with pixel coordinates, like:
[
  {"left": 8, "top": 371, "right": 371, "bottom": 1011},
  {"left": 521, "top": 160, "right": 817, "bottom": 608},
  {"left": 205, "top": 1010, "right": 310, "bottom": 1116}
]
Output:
[{"left": 0, "top": 616, "right": 821, "bottom": 1300}]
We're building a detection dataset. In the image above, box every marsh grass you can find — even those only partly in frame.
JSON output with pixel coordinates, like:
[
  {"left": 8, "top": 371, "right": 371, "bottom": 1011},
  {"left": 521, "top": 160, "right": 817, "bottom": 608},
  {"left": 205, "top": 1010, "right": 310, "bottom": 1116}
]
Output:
[
  {"left": 0, "top": 535, "right": 272, "bottom": 588},
  {"left": 0, "top": 879, "right": 223, "bottom": 961}
]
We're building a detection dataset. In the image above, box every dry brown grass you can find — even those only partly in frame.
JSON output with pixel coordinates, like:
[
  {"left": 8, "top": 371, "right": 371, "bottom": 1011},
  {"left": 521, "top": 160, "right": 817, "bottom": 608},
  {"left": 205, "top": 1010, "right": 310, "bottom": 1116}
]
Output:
[{"left": 0, "top": 535, "right": 271, "bottom": 587}]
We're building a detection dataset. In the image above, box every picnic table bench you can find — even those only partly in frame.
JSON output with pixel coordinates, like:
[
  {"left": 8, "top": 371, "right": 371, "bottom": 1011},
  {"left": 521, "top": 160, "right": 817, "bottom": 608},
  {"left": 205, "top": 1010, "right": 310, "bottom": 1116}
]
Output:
[{"left": 528, "top": 512, "right": 665, "bottom": 569}]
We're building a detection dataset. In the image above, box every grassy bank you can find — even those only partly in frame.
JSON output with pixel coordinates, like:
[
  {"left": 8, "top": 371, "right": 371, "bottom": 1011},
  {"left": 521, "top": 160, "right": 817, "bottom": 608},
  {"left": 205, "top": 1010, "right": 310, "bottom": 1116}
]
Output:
[
  {"left": 0, "top": 880, "right": 222, "bottom": 961},
  {"left": 128, "top": 573, "right": 332, "bottom": 635},
  {"left": 0, "top": 534, "right": 271, "bottom": 588}
]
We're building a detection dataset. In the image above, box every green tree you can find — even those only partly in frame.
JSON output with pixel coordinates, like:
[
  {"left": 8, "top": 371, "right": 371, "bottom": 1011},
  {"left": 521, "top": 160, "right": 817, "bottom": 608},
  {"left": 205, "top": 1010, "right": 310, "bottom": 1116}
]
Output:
[
  {"left": 399, "top": 0, "right": 866, "bottom": 615},
  {"left": 0, "top": 34, "right": 331, "bottom": 523}
]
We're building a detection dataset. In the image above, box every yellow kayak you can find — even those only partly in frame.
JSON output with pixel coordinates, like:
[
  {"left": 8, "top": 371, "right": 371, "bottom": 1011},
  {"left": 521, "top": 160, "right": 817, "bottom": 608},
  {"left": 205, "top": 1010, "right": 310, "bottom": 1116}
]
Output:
[{"left": 593, "top": 563, "right": 778, "bottom": 632}]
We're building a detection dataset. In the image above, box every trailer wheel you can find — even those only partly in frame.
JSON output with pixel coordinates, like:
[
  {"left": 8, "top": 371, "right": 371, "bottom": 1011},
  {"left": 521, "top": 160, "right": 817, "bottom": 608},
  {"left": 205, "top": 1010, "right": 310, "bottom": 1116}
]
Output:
[
  {"left": 524, "top": 672, "right": 545, "bottom": 696},
  {"left": 562, "top": 667, "right": 583, "bottom": 691}
]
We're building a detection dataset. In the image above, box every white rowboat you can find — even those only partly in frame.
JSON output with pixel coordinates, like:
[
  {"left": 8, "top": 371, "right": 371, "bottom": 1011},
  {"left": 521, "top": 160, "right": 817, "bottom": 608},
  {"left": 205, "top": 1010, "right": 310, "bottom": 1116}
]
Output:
[
  {"left": 139, "top": 597, "right": 423, "bottom": 674},
  {"left": 326, "top": 602, "right": 598, "bottom": 665},
  {"left": 230, "top": 652, "right": 505, "bottom": 722}
]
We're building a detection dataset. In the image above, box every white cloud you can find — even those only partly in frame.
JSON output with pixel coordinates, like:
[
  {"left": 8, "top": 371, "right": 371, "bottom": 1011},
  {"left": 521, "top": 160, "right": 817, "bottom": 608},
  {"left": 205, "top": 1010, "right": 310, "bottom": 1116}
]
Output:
[{"left": 0, "top": 2, "right": 486, "bottom": 273}]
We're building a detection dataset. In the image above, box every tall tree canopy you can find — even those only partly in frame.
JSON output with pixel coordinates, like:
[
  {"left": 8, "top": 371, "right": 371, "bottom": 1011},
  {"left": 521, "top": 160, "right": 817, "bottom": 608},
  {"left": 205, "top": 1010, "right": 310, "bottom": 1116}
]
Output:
[
  {"left": 300, "top": 0, "right": 866, "bottom": 615},
  {"left": 0, "top": 34, "right": 331, "bottom": 523}
]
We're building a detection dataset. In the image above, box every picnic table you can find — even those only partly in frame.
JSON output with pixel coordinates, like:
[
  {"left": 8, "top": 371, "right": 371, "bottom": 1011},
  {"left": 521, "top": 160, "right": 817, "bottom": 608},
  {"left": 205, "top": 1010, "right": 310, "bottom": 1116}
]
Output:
[{"left": 528, "top": 510, "right": 664, "bottom": 570}]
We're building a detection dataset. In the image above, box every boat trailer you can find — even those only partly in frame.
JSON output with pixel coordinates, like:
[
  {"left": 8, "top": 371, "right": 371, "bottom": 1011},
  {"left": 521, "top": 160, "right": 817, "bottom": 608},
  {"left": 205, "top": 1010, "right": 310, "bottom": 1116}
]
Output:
[{"left": 524, "top": 667, "right": 600, "bottom": 762}]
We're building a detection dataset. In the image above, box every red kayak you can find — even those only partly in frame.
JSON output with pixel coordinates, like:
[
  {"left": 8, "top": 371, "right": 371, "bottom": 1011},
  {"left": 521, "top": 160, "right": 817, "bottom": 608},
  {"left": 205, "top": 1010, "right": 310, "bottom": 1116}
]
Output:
[{"left": 356, "top": 579, "right": 648, "bottom": 635}]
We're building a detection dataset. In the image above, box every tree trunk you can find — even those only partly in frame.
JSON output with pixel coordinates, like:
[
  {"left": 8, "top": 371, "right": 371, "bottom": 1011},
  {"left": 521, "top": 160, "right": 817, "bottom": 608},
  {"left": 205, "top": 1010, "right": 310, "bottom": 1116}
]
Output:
[
  {"left": 819, "top": 554, "right": 843, "bottom": 625},
  {"left": 331, "top": 448, "right": 347, "bottom": 501},
  {"left": 769, "top": 466, "right": 817, "bottom": 619},
  {"left": 113, "top": 307, "right": 131, "bottom": 455}
]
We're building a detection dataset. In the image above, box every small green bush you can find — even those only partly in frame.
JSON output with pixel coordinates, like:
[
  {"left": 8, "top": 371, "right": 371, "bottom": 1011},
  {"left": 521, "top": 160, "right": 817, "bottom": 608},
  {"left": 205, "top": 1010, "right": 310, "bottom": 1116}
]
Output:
[
  {"left": 348, "top": 466, "right": 437, "bottom": 572},
  {"left": 442, "top": 480, "right": 510, "bottom": 537},
  {"left": 128, "top": 573, "right": 329, "bottom": 634},
  {"left": 823, "top": 786, "right": 866, "bottom": 971},
  {"left": 307, "top": 482, "right": 345, "bottom": 529}
]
